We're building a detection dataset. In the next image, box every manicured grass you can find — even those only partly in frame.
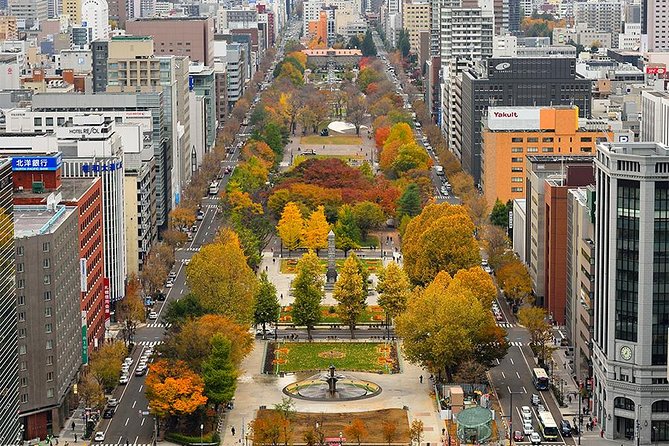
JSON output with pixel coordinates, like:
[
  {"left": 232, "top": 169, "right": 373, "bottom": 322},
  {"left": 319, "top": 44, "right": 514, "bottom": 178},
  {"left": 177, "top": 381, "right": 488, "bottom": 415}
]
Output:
[
  {"left": 255, "top": 409, "right": 410, "bottom": 444},
  {"left": 301, "top": 135, "right": 363, "bottom": 145},
  {"left": 279, "top": 304, "right": 386, "bottom": 324},
  {"left": 272, "top": 342, "right": 394, "bottom": 373},
  {"left": 292, "top": 154, "right": 366, "bottom": 167},
  {"left": 279, "top": 258, "right": 383, "bottom": 274}
]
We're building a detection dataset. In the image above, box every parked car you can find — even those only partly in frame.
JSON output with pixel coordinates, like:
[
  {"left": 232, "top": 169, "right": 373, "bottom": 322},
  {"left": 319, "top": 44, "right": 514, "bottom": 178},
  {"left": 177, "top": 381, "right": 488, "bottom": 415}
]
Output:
[
  {"left": 94, "top": 432, "right": 105, "bottom": 442},
  {"left": 119, "top": 374, "right": 129, "bottom": 385},
  {"left": 521, "top": 406, "right": 532, "bottom": 420},
  {"left": 103, "top": 407, "right": 115, "bottom": 419},
  {"left": 107, "top": 397, "right": 118, "bottom": 407},
  {"left": 513, "top": 431, "right": 524, "bottom": 442},
  {"left": 523, "top": 421, "right": 534, "bottom": 436},
  {"left": 560, "top": 420, "right": 572, "bottom": 437},
  {"left": 148, "top": 311, "right": 158, "bottom": 320}
]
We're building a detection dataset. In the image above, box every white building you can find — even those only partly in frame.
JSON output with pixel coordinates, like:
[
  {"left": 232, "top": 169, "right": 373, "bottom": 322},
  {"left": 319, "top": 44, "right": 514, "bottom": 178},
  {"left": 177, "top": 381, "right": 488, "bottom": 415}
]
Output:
[
  {"left": 303, "top": 0, "right": 325, "bottom": 34},
  {"left": 647, "top": 0, "right": 669, "bottom": 51},
  {"left": 641, "top": 90, "right": 669, "bottom": 146},
  {"left": 592, "top": 142, "right": 669, "bottom": 444},
  {"left": 81, "top": 0, "right": 110, "bottom": 41}
]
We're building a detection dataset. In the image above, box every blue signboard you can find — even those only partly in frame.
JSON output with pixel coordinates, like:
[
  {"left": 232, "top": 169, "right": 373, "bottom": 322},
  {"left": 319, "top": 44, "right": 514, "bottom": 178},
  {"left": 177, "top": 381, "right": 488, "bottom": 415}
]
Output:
[
  {"left": 81, "top": 160, "right": 123, "bottom": 173},
  {"left": 189, "top": 75, "right": 194, "bottom": 91},
  {"left": 11, "top": 154, "right": 62, "bottom": 172}
]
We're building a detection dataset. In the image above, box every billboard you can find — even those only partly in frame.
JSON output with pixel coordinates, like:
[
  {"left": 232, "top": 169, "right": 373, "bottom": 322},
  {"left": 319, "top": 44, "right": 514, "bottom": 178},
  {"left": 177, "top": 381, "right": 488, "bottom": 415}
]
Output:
[
  {"left": 487, "top": 108, "right": 541, "bottom": 131},
  {"left": 80, "top": 258, "right": 87, "bottom": 292},
  {"left": 81, "top": 311, "right": 88, "bottom": 365},
  {"left": 646, "top": 64, "right": 667, "bottom": 75},
  {"left": 104, "top": 278, "right": 111, "bottom": 328},
  {"left": 11, "top": 154, "right": 62, "bottom": 171}
]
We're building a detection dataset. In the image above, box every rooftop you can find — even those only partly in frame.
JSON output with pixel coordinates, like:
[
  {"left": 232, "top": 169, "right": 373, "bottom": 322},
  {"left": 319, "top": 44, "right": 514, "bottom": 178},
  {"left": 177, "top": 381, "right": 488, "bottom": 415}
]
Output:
[
  {"left": 14, "top": 204, "right": 76, "bottom": 238},
  {"left": 599, "top": 142, "right": 669, "bottom": 157},
  {"left": 527, "top": 155, "right": 596, "bottom": 163},
  {"left": 60, "top": 178, "right": 100, "bottom": 202}
]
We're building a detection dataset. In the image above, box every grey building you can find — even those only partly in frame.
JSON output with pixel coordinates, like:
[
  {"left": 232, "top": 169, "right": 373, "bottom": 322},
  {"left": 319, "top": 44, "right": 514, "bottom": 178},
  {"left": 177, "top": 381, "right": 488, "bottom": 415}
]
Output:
[
  {"left": 460, "top": 57, "right": 593, "bottom": 183},
  {"left": 91, "top": 40, "right": 109, "bottom": 93},
  {"left": 189, "top": 65, "right": 217, "bottom": 153},
  {"left": 15, "top": 203, "right": 81, "bottom": 439},
  {"left": 225, "top": 42, "right": 247, "bottom": 111},
  {"left": 30, "top": 93, "right": 171, "bottom": 227},
  {"left": 0, "top": 159, "right": 20, "bottom": 445},
  {"left": 592, "top": 142, "right": 669, "bottom": 443},
  {"left": 7, "top": 0, "right": 47, "bottom": 29}
]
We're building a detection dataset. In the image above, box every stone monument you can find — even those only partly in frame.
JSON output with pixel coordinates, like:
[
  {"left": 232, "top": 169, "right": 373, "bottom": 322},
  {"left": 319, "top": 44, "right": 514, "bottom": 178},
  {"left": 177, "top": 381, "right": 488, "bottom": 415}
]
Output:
[{"left": 326, "top": 229, "right": 337, "bottom": 284}]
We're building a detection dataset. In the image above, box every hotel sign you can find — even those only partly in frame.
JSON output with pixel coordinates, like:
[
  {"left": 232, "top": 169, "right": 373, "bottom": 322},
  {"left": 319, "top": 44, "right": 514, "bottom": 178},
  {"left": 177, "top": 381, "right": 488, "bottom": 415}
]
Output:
[{"left": 487, "top": 107, "right": 541, "bottom": 131}]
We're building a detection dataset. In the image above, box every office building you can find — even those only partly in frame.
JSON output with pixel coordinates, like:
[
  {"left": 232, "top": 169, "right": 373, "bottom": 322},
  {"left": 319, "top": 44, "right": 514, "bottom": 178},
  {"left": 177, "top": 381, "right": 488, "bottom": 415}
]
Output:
[
  {"left": 61, "top": 0, "right": 80, "bottom": 22},
  {"left": 81, "top": 0, "right": 110, "bottom": 41},
  {"left": 481, "top": 106, "right": 603, "bottom": 208},
  {"left": 641, "top": 90, "right": 669, "bottom": 146},
  {"left": 0, "top": 16, "right": 18, "bottom": 40},
  {"left": 0, "top": 158, "right": 20, "bottom": 446},
  {"left": 592, "top": 142, "right": 669, "bottom": 443},
  {"left": 647, "top": 0, "right": 669, "bottom": 51},
  {"left": 189, "top": 64, "right": 217, "bottom": 155},
  {"left": 303, "top": 0, "right": 325, "bottom": 34},
  {"left": 512, "top": 198, "right": 526, "bottom": 262},
  {"left": 8, "top": 0, "right": 48, "bottom": 29},
  {"left": 574, "top": 1, "right": 623, "bottom": 47},
  {"left": 14, "top": 202, "right": 80, "bottom": 440},
  {"left": 225, "top": 42, "right": 247, "bottom": 111},
  {"left": 125, "top": 17, "right": 215, "bottom": 65},
  {"left": 439, "top": 2, "right": 493, "bottom": 63},
  {"left": 460, "top": 57, "right": 593, "bottom": 183},
  {"left": 566, "top": 185, "right": 595, "bottom": 382},
  {"left": 91, "top": 40, "right": 108, "bottom": 93},
  {"left": 402, "top": 0, "right": 430, "bottom": 57},
  {"left": 524, "top": 156, "right": 596, "bottom": 309}
]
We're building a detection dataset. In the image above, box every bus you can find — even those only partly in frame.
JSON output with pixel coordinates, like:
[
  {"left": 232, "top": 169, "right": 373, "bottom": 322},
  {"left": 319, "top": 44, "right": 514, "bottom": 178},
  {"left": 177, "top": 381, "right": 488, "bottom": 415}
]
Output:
[
  {"left": 537, "top": 410, "right": 559, "bottom": 440},
  {"left": 532, "top": 367, "right": 550, "bottom": 390},
  {"left": 208, "top": 181, "right": 220, "bottom": 196}
]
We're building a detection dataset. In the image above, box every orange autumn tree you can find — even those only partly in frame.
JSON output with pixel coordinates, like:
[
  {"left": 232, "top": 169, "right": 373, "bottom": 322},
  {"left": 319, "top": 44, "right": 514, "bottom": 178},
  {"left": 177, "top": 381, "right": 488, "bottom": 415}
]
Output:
[
  {"left": 375, "top": 127, "right": 390, "bottom": 149},
  {"left": 146, "top": 359, "right": 207, "bottom": 422}
]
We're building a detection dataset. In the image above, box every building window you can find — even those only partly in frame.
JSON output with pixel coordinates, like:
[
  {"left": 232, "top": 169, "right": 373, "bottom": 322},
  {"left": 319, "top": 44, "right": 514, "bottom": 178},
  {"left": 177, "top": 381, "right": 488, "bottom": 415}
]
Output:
[
  {"left": 45, "top": 323, "right": 52, "bottom": 333},
  {"left": 18, "top": 328, "right": 25, "bottom": 338},
  {"left": 20, "top": 377, "right": 27, "bottom": 387},
  {"left": 512, "top": 157, "right": 523, "bottom": 163},
  {"left": 527, "top": 137, "right": 539, "bottom": 142},
  {"left": 45, "top": 307, "right": 52, "bottom": 317},
  {"left": 511, "top": 187, "right": 523, "bottom": 193},
  {"left": 46, "top": 371, "right": 54, "bottom": 382},
  {"left": 614, "top": 397, "right": 636, "bottom": 411},
  {"left": 43, "top": 242, "right": 50, "bottom": 252},
  {"left": 653, "top": 400, "right": 669, "bottom": 412},
  {"left": 44, "top": 275, "right": 51, "bottom": 285},
  {"left": 19, "top": 345, "right": 26, "bottom": 355},
  {"left": 46, "top": 340, "right": 53, "bottom": 350},
  {"left": 46, "top": 356, "right": 53, "bottom": 366},
  {"left": 615, "top": 179, "right": 640, "bottom": 342},
  {"left": 543, "top": 137, "right": 554, "bottom": 142},
  {"left": 45, "top": 117, "right": 54, "bottom": 126},
  {"left": 17, "top": 295, "right": 24, "bottom": 306},
  {"left": 527, "top": 147, "right": 538, "bottom": 153},
  {"left": 511, "top": 147, "right": 523, "bottom": 153},
  {"left": 18, "top": 312, "right": 25, "bottom": 322},
  {"left": 34, "top": 118, "right": 42, "bottom": 127},
  {"left": 512, "top": 167, "right": 523, "bottom": 172},
  {"left": 44, "top": 291, "right": 51, "bottom": 301},
  {"left": 17, "top": 279, "right": 24, "bottom": 289},
  {"left": 43, "top": 258, "right": 50, "bottom": 268},
  {"left": 16, "top": 246, "right": 23, "bottom": 256},
  {"left": 16, "top": 263, "right": 23, "bottom": 273},
  {"left": 511, "top": 177, "right": 523, "bottom": 183},
  {"left": 20, "top": 361, "right": 26, "bottom": 371},
  {"left": 511, "top": 137, "right": 523, "bottom": 142},
  {"left": 653, "top": 182, "right": 669, "bottom": 365},
  {"left": 20, "top": 394, "right": 27, "bottom": 404},
  {"left": 47, "top": 388, "right": 54, "bottom": 398},
  {"left": 542, "top": 147, "right": 554, "bottom": 153}
]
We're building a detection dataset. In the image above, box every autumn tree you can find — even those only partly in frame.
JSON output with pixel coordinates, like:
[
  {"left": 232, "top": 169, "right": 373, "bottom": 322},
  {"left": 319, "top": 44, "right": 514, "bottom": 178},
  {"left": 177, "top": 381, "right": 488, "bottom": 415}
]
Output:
[
  {"left": 186, "top": 229, "right": 258, "bottom": 323},
  {"left": 252, "top": 413, "right": 282, "bottom": 446},
  {"left": 402, "top": 203, "right": 481, "bottom": 285},
  {"left": 334, "top": 254, "right": 367, "bottom": 338},
  {"left": 201, "top": 334, "right": 237, "bottom": 409},
  {"left": 409, "top": 420, "right": 424, "bottom": 446},
  {"left": 274, "top": 397, "right": 296, "bottom": 446},
  {"left": 254, "top": 272, "right": 281, "bottom": 339},
  {"left": 346, "top": 92, "right": 368, "bottom": 135},
  {"left": 277, "top": 201, "right": 304, "bottom": 253},
  {"left": 381, "top": 421, "right": 398, "bottom": 446},
  {"left": 146, "top": 359, "right": 208, "bottom": 424},
  {"left": 303, "top": 205, "right": 330, "bottom": 253},
  {"left": 518, "top": 306, "right": 554, "bottom": 366},
  {"left": 89, "top": 341, "right": 127, "bottom": 392},
  {"left": 78, "top": 372, "right": 106, "bottom": 410},
  {"left": 344, "top": 419, "right": 368, "bottom": 446},
  {"left": 291, "top": 251, "right": 324, "bottom": 340},
  {"left": 117, "top": 273, "right": 146, "bottom": 345},
  {"left": 482, "top": 224, "right": 511, "bottom": 271},
  {"left": 377, "top": 262, "right": 411, "bottom": 337},
  {"left": 334, "top": 204, "right": 361, "bottom": 255},
  {"left": 497, "top": 259, "right": 533, "bottom": 308},
  {"left": 450, "top": 266, "right": 497, "bottom": 308},
  {"left": 169, "top": 206, "right": 196, "bottom": 230},
  {"left": 396, "top": 271, "right": 505, "bottom": 381},
  {"left": 140, "top": 243, "right": 173, "bottom": 296},
  {"left": 352, "top": 201, "right": 385, "bottom": 240}
]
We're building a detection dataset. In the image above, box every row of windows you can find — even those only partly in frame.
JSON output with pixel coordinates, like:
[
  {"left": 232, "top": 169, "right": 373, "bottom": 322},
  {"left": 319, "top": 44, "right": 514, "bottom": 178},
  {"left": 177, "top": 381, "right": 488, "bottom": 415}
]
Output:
[{"left": 653, "top": 183, "right": 669, "bottom": 365}]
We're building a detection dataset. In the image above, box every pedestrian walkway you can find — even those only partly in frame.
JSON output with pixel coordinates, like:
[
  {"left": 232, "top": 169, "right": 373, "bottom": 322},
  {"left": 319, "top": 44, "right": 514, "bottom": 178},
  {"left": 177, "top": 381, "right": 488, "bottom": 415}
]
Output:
[
  {"left": 177, "top": 247, "right": 200, "bottom": 252},
  {"left": 145, "top": 322, "right": 171, "bottom": 329},
  {"left": 508, "top": 341, "right": 524, "bottom": 347},
  {"left": 497, "top": 322, "right": 516, "bottom": 328},
  {"left": 135, "top": 340, "right": 163, "bottom": 347},
  {"left": 57, "top": 407, "right": 88, "bottom": 444}
]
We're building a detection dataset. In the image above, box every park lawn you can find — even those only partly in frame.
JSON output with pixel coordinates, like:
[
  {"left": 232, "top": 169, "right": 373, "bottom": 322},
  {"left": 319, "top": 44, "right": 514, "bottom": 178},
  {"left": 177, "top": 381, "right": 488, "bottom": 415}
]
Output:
[
  {"left": 279, "top": 258, "right": 383, "bottom": 274},
  {"left": 301, "top": 135, "right": 363, "bottom": 145},
  {"left": 255, "top": 409, "right": 410, "bottom": 444},
  {"left": 279, "top": 304, "right": 386, "bottom": 324},
  {"left": 273, "top": 342, "right": 392, "bottom": 373},
  {"left": 293, "top": 154, "right": 365, "bottom": 166}
]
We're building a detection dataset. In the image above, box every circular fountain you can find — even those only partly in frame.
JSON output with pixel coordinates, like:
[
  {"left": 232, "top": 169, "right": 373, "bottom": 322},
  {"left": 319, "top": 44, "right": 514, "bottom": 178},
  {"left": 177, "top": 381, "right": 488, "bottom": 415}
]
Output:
[{"left": 283, "top": 365, "right": 382, "bottom": 401}]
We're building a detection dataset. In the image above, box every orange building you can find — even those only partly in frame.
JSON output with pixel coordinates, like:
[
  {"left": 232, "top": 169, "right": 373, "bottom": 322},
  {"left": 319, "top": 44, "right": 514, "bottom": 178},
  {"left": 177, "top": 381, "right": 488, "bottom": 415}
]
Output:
[
  {"left": 481, "top": 106, "right": 610, "bottom": 208},
  {"left": 308, "top": 11, "right": 328, "bottom": 46}
]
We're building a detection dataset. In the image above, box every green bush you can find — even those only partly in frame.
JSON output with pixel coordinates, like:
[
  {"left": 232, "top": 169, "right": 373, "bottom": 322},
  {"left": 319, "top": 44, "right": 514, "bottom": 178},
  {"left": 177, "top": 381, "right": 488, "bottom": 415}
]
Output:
[{"left": 164, "top": 432, "right": 220, "bottom": 445}]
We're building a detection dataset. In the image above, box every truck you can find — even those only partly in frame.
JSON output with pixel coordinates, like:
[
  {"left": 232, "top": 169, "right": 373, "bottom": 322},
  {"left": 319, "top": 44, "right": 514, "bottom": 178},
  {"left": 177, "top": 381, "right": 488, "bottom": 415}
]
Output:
[{"left": 434, "top": 165, "right": 444, "bottom": 176}]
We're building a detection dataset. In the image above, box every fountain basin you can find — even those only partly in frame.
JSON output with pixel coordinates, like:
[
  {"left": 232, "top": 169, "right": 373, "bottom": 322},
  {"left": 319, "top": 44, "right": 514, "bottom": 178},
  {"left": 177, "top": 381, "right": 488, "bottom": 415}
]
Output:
[{"left": 283, "top": 376, "right": 381, "bottom": 401}]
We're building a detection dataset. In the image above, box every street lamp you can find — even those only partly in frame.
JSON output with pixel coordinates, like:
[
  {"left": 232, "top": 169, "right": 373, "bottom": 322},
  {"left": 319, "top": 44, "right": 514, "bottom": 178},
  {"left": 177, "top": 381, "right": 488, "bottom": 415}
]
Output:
[
  {"left": 339, "top": 431, "right": 343, "bottom": 446},
  {"left": 200, "top": 423, "right": 204, "bottom": 446}
]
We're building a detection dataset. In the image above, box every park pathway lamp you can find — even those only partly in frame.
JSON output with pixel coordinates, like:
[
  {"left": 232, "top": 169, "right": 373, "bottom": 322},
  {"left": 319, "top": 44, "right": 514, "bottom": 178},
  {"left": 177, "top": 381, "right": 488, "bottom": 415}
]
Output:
[{"left": 200, "top": 423, "right": 204, "bottom": 445}]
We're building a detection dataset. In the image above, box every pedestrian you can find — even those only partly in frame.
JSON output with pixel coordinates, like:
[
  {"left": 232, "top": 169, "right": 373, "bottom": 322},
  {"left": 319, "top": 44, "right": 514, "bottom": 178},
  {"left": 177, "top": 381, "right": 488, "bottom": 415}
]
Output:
[
  {"left": 232, "top": 427, "right": 236, "bottom": 436},
  {"left": 568, "top": 395, "right": 572, "bottom": 403},
  {"left": 600, "top": 430, "right": 604, "bottom": 438},
  {"left": 419, "top": 375, "right": 423, "bottom": 383},
  {"left": 265, "top": 265, "right": 268, "bottom": 272},
  {"left": 280, "top": 293, "right": 283, "bottom": 300},
  {"left": 71, "top": 422, "right": 75, "bottom": 431},
  {"left": 273, "top": 258, "right": 276, "bottom": 264},
  {"left": 74, "top": 434, "right": 77, "bottom": 443},
  {"left": 442, "top": 428, "right": 446, "bottom": 436}
]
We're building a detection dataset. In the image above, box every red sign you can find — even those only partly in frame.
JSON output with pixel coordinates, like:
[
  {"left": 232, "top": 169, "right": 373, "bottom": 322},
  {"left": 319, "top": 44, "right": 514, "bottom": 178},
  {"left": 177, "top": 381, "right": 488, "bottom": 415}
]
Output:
[
  {"left": 103, "top": 278, "right": 110, "bottom": 321},
  {"left": 646, "top": 65, "right": 667, "bottom": 75}
]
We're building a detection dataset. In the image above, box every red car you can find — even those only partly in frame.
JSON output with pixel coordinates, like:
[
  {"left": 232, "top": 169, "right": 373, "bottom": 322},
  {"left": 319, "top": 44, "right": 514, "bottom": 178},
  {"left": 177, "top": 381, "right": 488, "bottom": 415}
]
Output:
[{"left": 513, "top": 431, "right": 524, "bottom": 442}]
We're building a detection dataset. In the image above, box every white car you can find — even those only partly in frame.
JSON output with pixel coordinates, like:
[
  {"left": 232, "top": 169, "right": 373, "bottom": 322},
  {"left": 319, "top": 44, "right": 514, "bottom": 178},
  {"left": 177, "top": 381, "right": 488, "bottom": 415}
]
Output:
[
  {"left": 523, "top": 421, "right": 534, "bottom": 436},
  {"left": 165, "top": 280, "right": 173, "bottom": 288},
  {"left": 530, "top": 432, "right": 542, "bottom": 444},
  {"left": 521, "top": 406, "right": 532, "bottom": 420},
  {"left": 107, "top": 397, "right": 118, "bottom": 407},
  {"left": 148, "top": 311, "right": 158, "bottom": 320},
  {"left": 124, "top": 357, "right": 133, "bottom": 365},
  {"left": 94, "top": 431, "right": 105, "bottom": 442},
  {"left": 119, "top": 374, "right": 129, "bottom": 385}
]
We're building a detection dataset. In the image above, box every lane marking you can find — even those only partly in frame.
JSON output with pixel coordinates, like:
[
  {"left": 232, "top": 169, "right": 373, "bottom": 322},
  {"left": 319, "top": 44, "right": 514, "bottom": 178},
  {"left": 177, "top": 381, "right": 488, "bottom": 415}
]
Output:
[
  {"left": 516, "top": 371, "right": 521, "bottom": 379},
  {"left": 502, "top": 372, "right": 506, "bottom": 379},
  {"left": 132, "top": 400, "right": 136, "bottom": 408},
  {"left": 139, "top": 384, "right": 143, "bottom": 392},
  {"left": 125, "top": 417, "right": 129, "bottom": 426},
  {"left": 510, "top": 357, "right": 515, "bottom": 365}
]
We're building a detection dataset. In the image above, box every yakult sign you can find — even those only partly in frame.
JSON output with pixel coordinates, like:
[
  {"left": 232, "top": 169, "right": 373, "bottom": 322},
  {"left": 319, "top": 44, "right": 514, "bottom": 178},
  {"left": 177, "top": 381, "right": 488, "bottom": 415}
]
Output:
[{"left": 487, "top": 107, "right": 541, "bottom": 131}]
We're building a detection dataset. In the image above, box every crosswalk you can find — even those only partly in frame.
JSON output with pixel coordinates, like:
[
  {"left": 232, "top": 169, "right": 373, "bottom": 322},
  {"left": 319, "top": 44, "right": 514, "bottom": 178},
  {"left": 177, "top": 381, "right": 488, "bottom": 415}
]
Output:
[
  {"left": 497, "top": 322, "right": 516, "bottom": 328},
  {"left": 508, "top": 341, "right": 524, "bottom": 347},
  {"left": 178, "top": 246, "right": 201, "bottom": 252},
  {"left": 434, "top": 195, "right": 451, "bottom": 201},
  {"left": 145, "top": 322, "right": 171, "bottom": 329},
  {"left": 136, "top": 340, "right": 163, "bottom": 347}
]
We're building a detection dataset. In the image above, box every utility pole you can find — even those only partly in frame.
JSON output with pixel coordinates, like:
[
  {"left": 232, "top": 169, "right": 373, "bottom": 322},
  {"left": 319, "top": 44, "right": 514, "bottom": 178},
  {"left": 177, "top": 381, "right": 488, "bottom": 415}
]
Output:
[{"left": 577, "top": 391, "right": 582, "bottom": 445}]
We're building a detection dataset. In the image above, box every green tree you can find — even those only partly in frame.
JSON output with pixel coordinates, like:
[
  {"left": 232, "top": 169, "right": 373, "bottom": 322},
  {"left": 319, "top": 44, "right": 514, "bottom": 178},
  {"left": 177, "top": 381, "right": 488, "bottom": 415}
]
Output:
[
  {"left": 398, "top": 29, "right": 410, "bottom": 57},
  {"left": 275, "top": 397, "right": 296, "bottom": 446},
  {"left": 291, "top": 251, "right": 324, "bottom": 340},
  {"left": 334, "top": 254, "right": 367, "bottom": 338},
  {"left": 277, "top": 201, "right": 304, "bottom": 253},
  {"left": 352, "top": 201, "right": 385, "bottom": 241},
  {"left": 235, "top": 224, "right": 263, "bottom": 270},
  {"left": 201, "top": 334, "right": 237, "bottom": 409},
  {"left": 397, "top": 183, "right": 422, "bottom": 218},
  {"left": 254, "top": 272, "right": 281, "bottom": 339},
  {"left": 348, "top": 34, "right": 362, "bottom": 49},
  {"left": 490, "top": 199, "right": 511, "bottom": 228},
  {"left": 377, "top": 262, "right": 410, "bottom": 337},
  {"left": 162, "top": 293, "right": 206, "bottom": 327},
  {"left": 518, "top": 306, "right": 554, "bottom": 366},
  {"left": 361, "top": 30, "right": 377, "bottom": 56},
  {"left": 261, "top": 122, "right": 286, "bottom": 156},
  {"left": 334, "top": 204, "right": 361, "bottom": 255}
]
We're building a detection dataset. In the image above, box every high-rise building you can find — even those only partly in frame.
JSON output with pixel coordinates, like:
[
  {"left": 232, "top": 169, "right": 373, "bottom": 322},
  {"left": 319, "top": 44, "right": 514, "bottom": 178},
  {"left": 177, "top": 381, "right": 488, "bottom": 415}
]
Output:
[
  {"left": 14, "top": 202, "right": 81, "bottom": 440},
  {"left": 592, "top": 142, "right": 669, "bottom": 443},
  {"left": 61, "top": 0, "right": 81, "bottom": 22},
  {"left": 460, "top": 57, "right": 593, "bottom": 183},
  {"left": 0, "top": 158, "right": 20, "bottom": 445},
  {"left": 574, "top": 1, "right": 623, "bottom": 47},
  {"left": 91, "top": 40, "right": 109, "bottom": 93},
  {"left": 641, "top": 90, "right": 669, "bottom": 145},
  {"left": 647, "top": 0, "right": 669, "bottom": 51},
  {"left": 8, "top": 0, "right": 48, "bottom": 29},
  {"left": 81, "top": 0, "right": 110, "bottom": 41},
  {"left": 402, "top": 0, "right": 430, "bottom": 57},
  {"left": 0, "top": 16, "right": 18, "bottom": 40}
]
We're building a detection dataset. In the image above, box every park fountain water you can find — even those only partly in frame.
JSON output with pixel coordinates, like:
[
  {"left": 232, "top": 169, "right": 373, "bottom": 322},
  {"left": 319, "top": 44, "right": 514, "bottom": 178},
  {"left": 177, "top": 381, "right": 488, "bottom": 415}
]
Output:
[{"left": 283, "top": 365, "right": 381, "bottom": 401}]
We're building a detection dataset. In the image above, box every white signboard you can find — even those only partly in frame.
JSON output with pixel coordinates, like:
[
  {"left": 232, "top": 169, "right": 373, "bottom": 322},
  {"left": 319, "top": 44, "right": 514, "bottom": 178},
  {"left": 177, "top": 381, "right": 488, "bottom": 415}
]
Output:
[{"left": 487, "top": 107, "right": 541, "bottom": 131}]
